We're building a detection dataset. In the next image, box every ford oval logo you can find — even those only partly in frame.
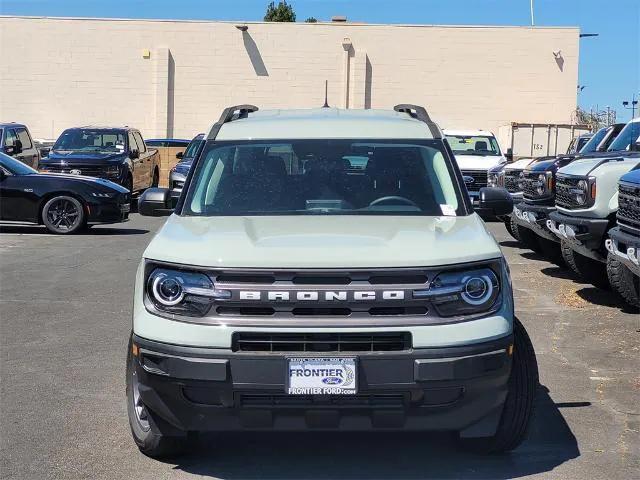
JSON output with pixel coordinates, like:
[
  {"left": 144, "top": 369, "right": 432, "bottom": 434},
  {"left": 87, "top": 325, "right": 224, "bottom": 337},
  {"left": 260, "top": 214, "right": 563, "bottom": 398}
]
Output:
[
  {"left": 322, "top": 377, "right": 343, "bottom": 385},
  {"left": 463, "top": 175, "right": 474, "bottom": 184},
  {"left": 70, "top": 169, "right": 82, "bottom": 175}
]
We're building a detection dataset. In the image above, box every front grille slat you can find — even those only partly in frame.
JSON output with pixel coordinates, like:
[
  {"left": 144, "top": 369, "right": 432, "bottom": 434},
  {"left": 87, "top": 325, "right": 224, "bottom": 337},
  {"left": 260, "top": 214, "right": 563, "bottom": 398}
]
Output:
[
  {"left": 555, "top": 175, "right": 582, "bottom": 209},
  {"left": 233, "top": 332, "right": 411, "bottom": 352},
  {"left": 239, "top": 393, "right": 407, "bottom": 408},
  {"left": 504, "top": 169, "right": 522, "bottom": 193},
  {"left": 42, "top": 164, "right": 107, "bottom": 177},
  {"left": 460, "top": 170, "right": 488, "bottom": 190},
  {"left": 618, "top": 182, "right": 640, "bottom": 231}
]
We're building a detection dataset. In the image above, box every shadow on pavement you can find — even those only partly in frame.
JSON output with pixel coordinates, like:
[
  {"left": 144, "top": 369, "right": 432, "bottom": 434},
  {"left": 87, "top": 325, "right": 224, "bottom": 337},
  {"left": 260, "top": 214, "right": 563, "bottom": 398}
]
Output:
[
  {"left": 0, "top": 225, "right": 148, "bottom": 235},
  {"left": 575, "top": 287, "right": 639, "bottom": 314},
  {"left": 168, "top": 384, "right": 580, "bottom": 479}
]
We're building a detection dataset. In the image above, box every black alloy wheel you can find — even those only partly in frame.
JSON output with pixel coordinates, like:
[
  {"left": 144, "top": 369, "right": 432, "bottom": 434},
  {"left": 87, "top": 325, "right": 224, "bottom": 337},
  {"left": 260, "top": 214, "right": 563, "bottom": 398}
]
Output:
[{"left": 42, "top": 196, "right": 85, "bottom": 234}]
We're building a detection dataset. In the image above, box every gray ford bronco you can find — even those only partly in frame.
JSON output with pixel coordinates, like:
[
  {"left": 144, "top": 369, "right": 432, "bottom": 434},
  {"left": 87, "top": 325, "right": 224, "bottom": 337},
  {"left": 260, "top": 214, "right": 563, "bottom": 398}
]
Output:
[{"left": 129, "top": 105, "right": 538, "bottom": 457}]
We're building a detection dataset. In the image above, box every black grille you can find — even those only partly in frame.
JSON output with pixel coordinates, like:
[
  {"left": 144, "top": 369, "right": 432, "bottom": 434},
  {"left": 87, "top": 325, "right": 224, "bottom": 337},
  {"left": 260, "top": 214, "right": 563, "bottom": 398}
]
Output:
[
  {"left": 460, "top": 170, "right": 487, "bottom": 191},
  {"left": 232, "top": 332, "right": 412, "bottom": 352},
  {"left": 504, "top": 169, "right": 522, "bottom": 193},
  {"left": 555, "top": 175, "right": 582, "bottom": 209},
  {"left": 521, "top": 171, "right": 544, "bottom": 200},
  {"left": 42, "top": 164, "right": 108, "bottom": 177},
  {"left": 238, "top": 393, "right": 407, "bottom": 408},
  {"left": 618, "top": 182, "right": 640, "bottom": 231}
]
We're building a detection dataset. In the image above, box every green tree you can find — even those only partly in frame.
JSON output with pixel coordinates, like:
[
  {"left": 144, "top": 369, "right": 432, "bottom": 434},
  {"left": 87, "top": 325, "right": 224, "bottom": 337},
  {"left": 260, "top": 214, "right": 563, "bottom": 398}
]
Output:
[
  {"left": 305, "top": 17, "right": 318, "bottom": 23},
  {"left": 264, "top": 1, "right": 296, "bottom": 22}
]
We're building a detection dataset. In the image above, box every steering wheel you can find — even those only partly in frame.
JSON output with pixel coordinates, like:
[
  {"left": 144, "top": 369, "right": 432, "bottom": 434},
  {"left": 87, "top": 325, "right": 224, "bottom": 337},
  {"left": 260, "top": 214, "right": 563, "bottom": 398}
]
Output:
[{"left": 368, "top": 196, "right": 419, "bottom": 208}]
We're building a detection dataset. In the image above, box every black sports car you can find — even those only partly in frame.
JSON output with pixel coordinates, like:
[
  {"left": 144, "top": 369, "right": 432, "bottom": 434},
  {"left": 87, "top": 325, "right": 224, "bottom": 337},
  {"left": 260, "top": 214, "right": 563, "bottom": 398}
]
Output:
[{"left": 0, "top": 152, "right": 130, "bottom": 234}]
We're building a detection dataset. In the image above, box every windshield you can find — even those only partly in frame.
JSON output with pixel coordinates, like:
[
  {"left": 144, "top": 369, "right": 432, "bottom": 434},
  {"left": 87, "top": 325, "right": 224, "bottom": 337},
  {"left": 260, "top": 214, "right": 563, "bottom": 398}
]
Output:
[
  {"left": 608, "top": 121, "right": 640, "bottom": 152},
  {"left": 183, "top": 139, "right": 464, "bottom": 217},
  {"left": 579, "top": 128, "right": 607, "bottom": 153},
  {"left": 0, "top": 152, "right": 38, "bottom": 175},
  {"left": 445, "top": 135, "right": 501, "bottom": 156},
  {"left": 183, "top": 137, "right": 204, "bottom": 160},
  {"left": 53, "top": 129, "right": 126, "bottom": 153}
]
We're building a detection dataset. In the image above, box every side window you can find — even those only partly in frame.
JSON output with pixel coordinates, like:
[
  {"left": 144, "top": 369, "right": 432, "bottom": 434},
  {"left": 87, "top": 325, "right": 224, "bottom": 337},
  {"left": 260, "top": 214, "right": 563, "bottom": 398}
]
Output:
[
  {"left": 4, "top": 129, "right": 18, "bottom": 147},
  {"left": 133, "top": 132, "right": 147, "bottom": 153},
  {"left": 128, "top": 133, "right": 139, "bottom": 153},
  {"left": 16, "top": 128, "right": 33, "bottom": 149}
]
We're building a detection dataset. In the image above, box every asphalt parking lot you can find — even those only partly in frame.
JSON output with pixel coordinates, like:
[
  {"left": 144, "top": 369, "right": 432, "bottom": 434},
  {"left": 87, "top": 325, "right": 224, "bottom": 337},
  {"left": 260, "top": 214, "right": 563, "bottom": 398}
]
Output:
[{"left": 1, "top": 215, "right": 638, "bottom": 480}]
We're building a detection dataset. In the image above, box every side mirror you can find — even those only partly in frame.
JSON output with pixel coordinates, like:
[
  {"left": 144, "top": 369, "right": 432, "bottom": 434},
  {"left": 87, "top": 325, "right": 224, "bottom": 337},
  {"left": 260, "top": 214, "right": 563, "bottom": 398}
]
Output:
[
  {"left": 129, "top": 149, "right": 139, "bottom": 160},
  {"left": 505, "top": 148, "right": 514, "bottom": 163},
  {"left": 4, "top": 145, "right": 16, "bottom": 156},
  {"left": 478, "top": 187, "right": 513, "bottom": 216},
  {"left": 138, "top": 188, "right": 173, "bottom": 217},
  {"left": 0, "top": 170, "right": 6, "bottom": 180},
  {"left": 176, "top": 151, "right": 184, "bottom": 159}
]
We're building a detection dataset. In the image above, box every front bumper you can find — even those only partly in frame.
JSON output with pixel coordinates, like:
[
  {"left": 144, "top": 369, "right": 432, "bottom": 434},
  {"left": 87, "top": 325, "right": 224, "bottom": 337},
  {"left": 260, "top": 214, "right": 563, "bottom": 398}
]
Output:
[
  {"left": 606, "top": 226, "right": 640, "bottom": 276},
  {"left": 132, "top": 333, "right": 512, "bottom": 436},
  {"left": 547, "top": 211, "right": 610, "bottom": 262},
  {"left": 513, "top": 203, "right": 558, "bottom": 241},
  {"left": 87, "top": 197, "right": 130, "bottom": 224}
]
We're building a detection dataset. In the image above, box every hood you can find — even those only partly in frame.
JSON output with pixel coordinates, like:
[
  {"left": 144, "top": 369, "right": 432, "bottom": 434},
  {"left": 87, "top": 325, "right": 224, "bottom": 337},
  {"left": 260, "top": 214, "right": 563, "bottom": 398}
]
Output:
[
  {"left": 143, "top": 214, "right": 502, "bottom": 269},
  {"left": 506, "top": 158, "right": 537, "bottom": 170},
  {"left": 43, "top": 151, "right": 126, "bottom": 164},
  {"left": 35, "top": 172, "right": 128, "bottom": 192},
  {"left": 452, "top": 154, "right": 506, "bottom": 170},
  {"left": 557, "top": 156, "right": 640, "bottom": 177},
  {"left": 173, "top": 159, "right": 194, "bottom": 173},
  {"left": 620, "top": 167, "right": 640, "bottom": 185},
  {"left": 525, "top": 155, "right": 575, "bottom": 172}
]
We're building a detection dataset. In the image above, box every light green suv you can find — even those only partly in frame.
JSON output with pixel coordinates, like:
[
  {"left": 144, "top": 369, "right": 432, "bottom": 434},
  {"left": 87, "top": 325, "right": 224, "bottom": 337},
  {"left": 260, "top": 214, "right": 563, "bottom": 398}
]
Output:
[{"left": 128, "top": 104, "right": 538, "bottom": 457}]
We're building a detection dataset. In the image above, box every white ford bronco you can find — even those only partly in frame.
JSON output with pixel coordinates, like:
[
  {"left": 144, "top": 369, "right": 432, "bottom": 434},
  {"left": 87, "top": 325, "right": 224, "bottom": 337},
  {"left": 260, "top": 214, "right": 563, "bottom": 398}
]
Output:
[{"left": 129, "top": 105, "right": 538, "bottom": 457}]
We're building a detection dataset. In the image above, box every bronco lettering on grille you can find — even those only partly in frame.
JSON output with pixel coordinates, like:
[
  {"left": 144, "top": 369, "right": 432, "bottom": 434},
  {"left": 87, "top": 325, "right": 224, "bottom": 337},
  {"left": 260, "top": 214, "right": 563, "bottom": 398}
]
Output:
[{"left": 238, "top": 290, "right": 405, "bottom": 301}]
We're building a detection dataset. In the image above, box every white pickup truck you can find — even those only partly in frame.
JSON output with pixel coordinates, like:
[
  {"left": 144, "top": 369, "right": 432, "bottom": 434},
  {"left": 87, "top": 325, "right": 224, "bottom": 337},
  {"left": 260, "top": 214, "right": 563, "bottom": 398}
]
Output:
[{"left": 444, "top": 129, "right": 507, "bottom": 205}]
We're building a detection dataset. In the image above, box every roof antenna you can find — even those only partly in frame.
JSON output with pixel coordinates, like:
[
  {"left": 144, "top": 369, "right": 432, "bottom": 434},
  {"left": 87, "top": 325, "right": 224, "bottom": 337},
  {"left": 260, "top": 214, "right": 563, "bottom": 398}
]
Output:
[{"left": 322, "top": 80, "right": 329, "bottom": 108}]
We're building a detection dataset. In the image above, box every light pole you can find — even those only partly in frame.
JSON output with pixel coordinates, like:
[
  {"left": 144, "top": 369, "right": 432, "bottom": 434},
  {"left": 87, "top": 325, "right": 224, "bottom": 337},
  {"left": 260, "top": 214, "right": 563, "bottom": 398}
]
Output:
[
  {"left": 623, "top": 94, "right": 638, "bottom": 120},
  {"left": 530, "top": 0, "right": 535, "bottom": 26}
]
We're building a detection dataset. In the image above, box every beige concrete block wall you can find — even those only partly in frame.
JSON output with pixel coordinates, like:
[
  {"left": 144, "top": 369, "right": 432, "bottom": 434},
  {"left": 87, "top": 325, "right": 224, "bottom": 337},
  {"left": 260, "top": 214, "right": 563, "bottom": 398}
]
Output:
[{"left": 0, "top": 17, "right": 579, "bottom": 142}]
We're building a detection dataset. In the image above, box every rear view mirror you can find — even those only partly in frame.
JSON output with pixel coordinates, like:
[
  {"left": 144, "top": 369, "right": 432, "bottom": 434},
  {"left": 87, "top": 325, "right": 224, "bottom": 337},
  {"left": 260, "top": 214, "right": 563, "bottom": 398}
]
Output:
[
  {"left": 505, "top": 148, "right": 513, "bottom": 162},
  {"left": 138, "top": 188, "right": 173, "bottom": 217},
  {"left": 176, "top": 151, "right": 184, "bottom": 159},
  {"left": 478, "top": 187, "right": 513, "bottom": 216}
]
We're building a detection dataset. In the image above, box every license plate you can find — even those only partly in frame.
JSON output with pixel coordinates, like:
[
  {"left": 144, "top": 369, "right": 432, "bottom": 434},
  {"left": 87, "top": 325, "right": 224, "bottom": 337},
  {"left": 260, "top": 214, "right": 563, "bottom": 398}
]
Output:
[{"left": 287, "top": 357, "right": 357, "bottom": 395}]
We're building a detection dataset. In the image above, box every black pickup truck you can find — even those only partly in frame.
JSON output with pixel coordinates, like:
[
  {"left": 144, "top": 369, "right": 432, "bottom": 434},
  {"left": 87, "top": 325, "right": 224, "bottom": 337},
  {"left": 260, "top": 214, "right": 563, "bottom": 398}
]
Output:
[
  {"left": 511, "top": 122, "right": 631, "bottom": 258},
  {"left": 40, "top": 127, "right": 160, "bottom": 193}
]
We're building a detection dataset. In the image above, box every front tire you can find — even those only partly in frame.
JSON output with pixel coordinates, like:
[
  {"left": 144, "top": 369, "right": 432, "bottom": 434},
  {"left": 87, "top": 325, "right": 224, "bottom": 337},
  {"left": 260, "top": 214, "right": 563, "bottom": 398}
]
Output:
[
  {"left": 41, "top": 195, "right": 85, "bottom": 234},
  {"left": 537, "top": 237, "right": 565, "bottom": 266},
  {"left": 561, "top": 241, "right": 610, "bottom": 289},
  {"left": 126, "top": 340, "right": 186, "bottom": 458},
  {"left": 606, "top": 253, "right": 639, "bottom": 308},
  {"left": 458, "top": 317, "right": 538, "bottom": 453},
  {"left": 505, "top": 215, "right": 520, "bottom": 241},
  {"left": 514, "top": 223, "right": 542, "bottom": 253}
]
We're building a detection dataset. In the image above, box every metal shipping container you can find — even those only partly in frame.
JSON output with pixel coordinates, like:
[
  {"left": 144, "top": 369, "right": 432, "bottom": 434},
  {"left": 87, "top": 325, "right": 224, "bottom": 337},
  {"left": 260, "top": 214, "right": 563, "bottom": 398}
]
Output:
[{"left": 497, "top": 123, "right": 591, "bottom": 160}]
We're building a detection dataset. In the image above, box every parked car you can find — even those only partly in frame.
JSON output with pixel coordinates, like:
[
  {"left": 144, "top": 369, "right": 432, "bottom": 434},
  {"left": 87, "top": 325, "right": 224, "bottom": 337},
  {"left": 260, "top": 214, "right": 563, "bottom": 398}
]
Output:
[
  {"left": 145, "top": 139, "right": 191, "bottom": 149},
  {"left": 168, "top": 133, "right": 204, "bottom": 198},
  {"left": 128, "top": 104, "right": 538, "bottom": 458},
  {"left": 546, "top": 155, "right": 640, "bottom": 289},
  {"left": 0, "top": 152, "right": 130, "bottom": 234},
  {"left": 566, "top": 132, "right": 593, "bottom": 154},
  {"left": 605, "top": 167, "right": 640, "bottom": 307},
  {"left": 499, "top": 124, "right": 625, "bottom": 241},
  {"left": 0, "top": 122, "right": 40, "bottom": 169},
  {"left": 444, "top": 129, "right": 507, "bottom": 204},
  {"left": 39, "top": 126, "right": 160, "bottom": 193},
  {"left": 512, "top": 120, "right": 636, "bottom": 258}
]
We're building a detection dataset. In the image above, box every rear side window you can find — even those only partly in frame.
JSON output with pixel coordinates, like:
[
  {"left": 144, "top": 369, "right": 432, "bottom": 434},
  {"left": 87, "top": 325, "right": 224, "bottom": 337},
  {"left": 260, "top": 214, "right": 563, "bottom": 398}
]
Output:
[
  {"left": 16, "top": 128, "right": 33, "bottom": 149},
  {"left": 133, "top": 132, "right": 147, "bottom": 153}
]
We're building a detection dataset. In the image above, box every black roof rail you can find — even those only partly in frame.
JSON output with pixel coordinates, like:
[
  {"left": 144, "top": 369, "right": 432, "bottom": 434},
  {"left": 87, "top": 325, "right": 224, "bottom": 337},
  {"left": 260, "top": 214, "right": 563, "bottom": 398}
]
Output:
[
  {"left": 207, "top": 104, "right": 259, "bottom": 140},
  {"left": 393, "top": 104, "right": 441, "bottom": 138}
]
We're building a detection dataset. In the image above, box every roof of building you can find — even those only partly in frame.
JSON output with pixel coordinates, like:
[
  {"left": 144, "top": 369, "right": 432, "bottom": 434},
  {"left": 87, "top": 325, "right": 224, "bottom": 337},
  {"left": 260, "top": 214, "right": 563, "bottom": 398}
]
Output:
[{"left": 213, "top": 108, "right": 440, "bottom": 141}]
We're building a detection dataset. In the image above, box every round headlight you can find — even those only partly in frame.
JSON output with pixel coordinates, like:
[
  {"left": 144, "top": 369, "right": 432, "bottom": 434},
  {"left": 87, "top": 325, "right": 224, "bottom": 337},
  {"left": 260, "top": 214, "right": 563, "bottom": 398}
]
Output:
[
  {"left": 151, "top": 273, "right": 184, "bottom": 306},
  {"left": 461, "top": 274, "right": 494, "bottom": 305},
  {"left": 576, "top": 179, "right": 588, "bottom": 205},
  {"left": 536, "top": 174, "right": 546, "bottom": 195}
]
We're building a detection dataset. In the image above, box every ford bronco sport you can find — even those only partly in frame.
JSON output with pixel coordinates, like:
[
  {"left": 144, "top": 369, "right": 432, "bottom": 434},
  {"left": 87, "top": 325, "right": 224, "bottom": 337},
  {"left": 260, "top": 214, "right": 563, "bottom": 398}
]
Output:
[{"left": 129, "top": 105, "right": 538, "bottom": 457}]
